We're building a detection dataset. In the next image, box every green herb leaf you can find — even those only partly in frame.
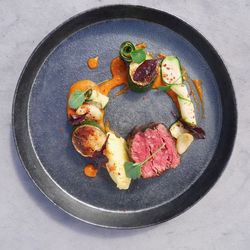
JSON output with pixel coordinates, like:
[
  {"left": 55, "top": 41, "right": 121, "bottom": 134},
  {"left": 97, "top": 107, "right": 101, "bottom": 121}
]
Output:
[
  {"left": 124, "top": 162, "right": 141, "bottom": 180},
  {"left": 68, "top": 89, "right": 94, "bottom": 109},
  {"left": 68, "top": 90, "right": 86, "bottom": 109},
  {"left": 131, "top": 49, "right": 146, "bottom": 64}
]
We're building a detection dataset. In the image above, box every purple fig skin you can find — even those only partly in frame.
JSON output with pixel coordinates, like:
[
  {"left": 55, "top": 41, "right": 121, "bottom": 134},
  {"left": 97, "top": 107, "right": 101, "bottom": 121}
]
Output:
[{"left": 133, "top": 59, "right": 158, "bottom": 85}]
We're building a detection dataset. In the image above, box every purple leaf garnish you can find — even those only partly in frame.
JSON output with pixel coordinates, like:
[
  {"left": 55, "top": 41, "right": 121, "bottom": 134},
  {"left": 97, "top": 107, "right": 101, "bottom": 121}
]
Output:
[
  {"left": 182, "top": 120, "right": 206, "bottom": 139},
  {"left": 69, "top": 114, "right": 86, "bottom": 125}
]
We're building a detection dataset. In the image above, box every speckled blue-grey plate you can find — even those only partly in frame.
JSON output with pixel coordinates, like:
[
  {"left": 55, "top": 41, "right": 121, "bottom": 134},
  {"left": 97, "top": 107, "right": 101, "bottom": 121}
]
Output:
[{"left": 12, "top": 5, "right": 237, "bottom": 228}]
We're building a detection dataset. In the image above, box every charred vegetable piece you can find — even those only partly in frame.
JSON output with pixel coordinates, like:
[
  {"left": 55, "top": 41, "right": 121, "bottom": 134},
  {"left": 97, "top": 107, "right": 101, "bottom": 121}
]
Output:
[
  {"left": 72, "top": 122, "right": 106, "bottom": 157},
  {"left": 119, "top": 41, "right": 135, "bottom": 62},
  {"left": 129, "top": 59, "right": 158, "bottom": 92}
]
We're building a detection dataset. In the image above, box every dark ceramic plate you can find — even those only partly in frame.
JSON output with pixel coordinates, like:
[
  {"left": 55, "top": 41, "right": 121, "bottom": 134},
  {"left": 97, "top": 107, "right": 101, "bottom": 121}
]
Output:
[{"left": 12, "top": 5, "right": 237, "bottom": 228}]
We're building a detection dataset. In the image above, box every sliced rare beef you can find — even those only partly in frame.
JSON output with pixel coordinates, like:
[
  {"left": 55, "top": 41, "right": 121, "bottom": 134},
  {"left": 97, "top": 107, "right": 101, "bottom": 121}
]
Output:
[{"left": 128, "top": 123, "right": 180, "bottom": 178}]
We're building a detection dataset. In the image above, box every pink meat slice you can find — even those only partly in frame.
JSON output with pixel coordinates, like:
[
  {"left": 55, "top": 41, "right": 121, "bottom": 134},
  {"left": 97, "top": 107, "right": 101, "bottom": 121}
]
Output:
[
  {"left": 130, "top": 132, "right": 155, "bottom": 178},
  {"left": 130, "top": 123, "right": 180, "bottom": 178}
]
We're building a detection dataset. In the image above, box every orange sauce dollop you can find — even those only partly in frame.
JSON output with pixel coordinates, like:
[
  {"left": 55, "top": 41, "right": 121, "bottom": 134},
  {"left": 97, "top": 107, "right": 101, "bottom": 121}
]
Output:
[
  {"left": 84, "top": 164, "right": 98, "bottom": 177},
  {"left": 87, "top": 56, "right": 99, "bottom": 69}
]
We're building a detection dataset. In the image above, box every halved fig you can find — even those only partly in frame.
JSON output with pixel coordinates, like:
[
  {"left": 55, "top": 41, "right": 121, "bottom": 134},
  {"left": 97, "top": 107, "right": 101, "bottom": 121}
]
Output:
[{"left": 72, "top": 121, "right": 106, "bottom": 157}]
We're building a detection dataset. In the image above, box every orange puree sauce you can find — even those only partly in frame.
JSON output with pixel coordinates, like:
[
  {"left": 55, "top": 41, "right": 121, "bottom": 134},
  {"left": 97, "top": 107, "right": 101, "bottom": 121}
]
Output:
[
  {"left": 87, "top": 56, "right": 99, "bottom": 69},
  {"left": 98, "top": 57, "right": 127, "bottom": 95},
  {"left": 66, "top": 57, "right": 127, "bottom": 127},
  {"left": 84, "top": 163, "right": 98, "bottom": 177},
  {"left": 67, "top": 80, "right": 98, "bottom": 118}
]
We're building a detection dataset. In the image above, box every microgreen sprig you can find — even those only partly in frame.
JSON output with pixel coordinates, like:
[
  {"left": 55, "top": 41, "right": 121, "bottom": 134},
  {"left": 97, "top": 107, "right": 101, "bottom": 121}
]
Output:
[{"left": 68, "top": 89, "right": 93, "bottom": 109}]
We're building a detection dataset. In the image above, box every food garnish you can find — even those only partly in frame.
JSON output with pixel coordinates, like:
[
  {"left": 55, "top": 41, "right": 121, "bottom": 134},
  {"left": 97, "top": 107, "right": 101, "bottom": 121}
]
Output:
[
  {"left": 130, "top": 49, "right": 146, "bottom": 64},
  {"left": 68, "top": 89, "right": 93, "bottom": 109},
  {"left": 72, "top": 121, "right": 106, "bottom": 157},
  {"left": 181, "top": 120, "right": 206, "bottom": 139},
  {"left": 119, "top": 41, "right": 135, "bottom": 62},
  {"left": 161, "top": 56, "right": 196, "bottom": 126},
  {"left": 67, "top": 40, "right": 206, "bottom": 190}
]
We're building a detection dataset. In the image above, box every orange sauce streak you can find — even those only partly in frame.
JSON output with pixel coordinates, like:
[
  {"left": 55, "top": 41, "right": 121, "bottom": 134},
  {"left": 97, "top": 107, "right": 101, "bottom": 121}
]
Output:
[
  {"left": 66, "top": 80, "right": 98, "bottom": 119},
  {"left": 104, "top": 120, "right": 111, "bottom": 133},
  {"left": 98, "top": 57, "right": 128, "bottom": 96},
  {"left": 193, "top": 80, "right": 204, "bottom": 118},
  {"left": 84, "top": 163, "right": 98, "bottom": 177},
  {"left": 107, "top": 164, "right": 115, "bottom": 172},
  {"left": 187, "top": 81, "right": 200, "bottom": 115},
  {"left": 114, "top": 85, "right": 129, "bottom": 97},
  {"left": 167, "top": 90, "right": 180, "bottom": 112},
  {"left": 152, "top": 68, "right": 162, "bottom": 89},
  {"left": 87, "top": 56, "right": 99, "bottom": 69}
]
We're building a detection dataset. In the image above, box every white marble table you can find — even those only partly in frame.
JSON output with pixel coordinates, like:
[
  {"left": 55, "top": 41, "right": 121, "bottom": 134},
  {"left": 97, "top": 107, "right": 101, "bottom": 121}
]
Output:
[{"left": 1, "top": 0, "right": 249, "bottom": 249}]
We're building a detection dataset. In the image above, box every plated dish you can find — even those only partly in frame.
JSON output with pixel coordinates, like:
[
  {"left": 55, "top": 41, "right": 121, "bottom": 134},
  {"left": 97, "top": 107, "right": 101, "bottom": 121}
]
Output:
[
  {"left": 67, "top": 41, "right": 205, "bottom": 190},
  {"left": 12, "top": 5, "right": 236, "bottom": 228}
]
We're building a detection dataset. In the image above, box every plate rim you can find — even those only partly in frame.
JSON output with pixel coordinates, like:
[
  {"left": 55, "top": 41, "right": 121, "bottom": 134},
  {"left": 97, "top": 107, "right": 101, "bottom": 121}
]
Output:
[{"left": 12, "top": 4, "right": 237, "bottom": 229}]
